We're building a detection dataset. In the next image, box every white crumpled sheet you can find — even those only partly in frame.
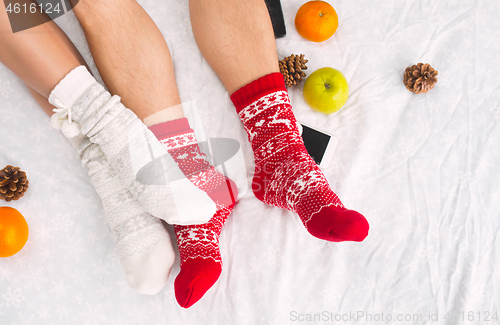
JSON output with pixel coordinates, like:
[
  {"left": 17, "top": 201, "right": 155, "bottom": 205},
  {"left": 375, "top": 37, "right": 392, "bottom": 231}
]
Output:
[{"left": 1, "top": 0, "right": 499, "bottom": 324}]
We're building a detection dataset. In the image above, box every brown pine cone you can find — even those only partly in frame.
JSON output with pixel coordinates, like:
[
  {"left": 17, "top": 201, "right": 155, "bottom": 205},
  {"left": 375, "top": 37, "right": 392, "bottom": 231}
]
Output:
[
  {"left": 279, "top": 54, "right": 308, "bottom": 88},
  {"left": 0, "top": 165, "right": 29, "bottom": 202},
  {"left": 404, "top": 63, "right": 438, "bottom": 94}
]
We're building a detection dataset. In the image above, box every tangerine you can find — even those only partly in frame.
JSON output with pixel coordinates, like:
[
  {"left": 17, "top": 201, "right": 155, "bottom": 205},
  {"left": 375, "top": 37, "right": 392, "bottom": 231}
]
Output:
[
  {"left": 295, "top": 1, "right": 339, "bottom": 42},
  {"left": 0, "top": 207, "right": 29, "bottom": 258}
]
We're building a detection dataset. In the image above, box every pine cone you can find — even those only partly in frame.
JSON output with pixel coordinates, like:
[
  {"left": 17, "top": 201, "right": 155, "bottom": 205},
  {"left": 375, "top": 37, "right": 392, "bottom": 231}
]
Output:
[
  {"left": 0, "top": 165, "right": 29, "bottom": 202},
  {"left": 279, "top": 54, "right": 308, "bottom": 88},
  {"left": 404, "top": 63, "right": 438, "bottom": 94}
]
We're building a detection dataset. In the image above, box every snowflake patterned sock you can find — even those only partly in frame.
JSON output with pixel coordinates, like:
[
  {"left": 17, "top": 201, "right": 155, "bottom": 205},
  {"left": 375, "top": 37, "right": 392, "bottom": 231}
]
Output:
[
  {"left": 148, "top": 118, "right": 237, "bottom": 308},
  {"left": 173, "top": 206, "right": 232, "bottom": 308},
  {"left": 64, "top": 134, "right": 175, "bottom": 295},
  {"left": 230, "top": 73, "right": 369, "bottom": 242},
  {"left": 48, "top": 66, "right": 216, "bottom": 225},
  {"left": 148, "top": 118, "right": 238, "bottom": 209}
]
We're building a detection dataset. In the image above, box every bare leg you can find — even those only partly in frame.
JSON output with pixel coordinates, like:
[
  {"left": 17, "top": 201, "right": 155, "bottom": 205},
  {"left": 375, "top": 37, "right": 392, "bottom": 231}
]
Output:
[
  {"left": 71, "top": 0, "right": 241, "bottom": 307},
  {"left": 71, "top": 0, "right": 183, "bottom": 124},
  {"left": 0, "top": 4, "right": 85, "bottom": 98},
  {"left": 189, "top": 0, "right": 279, "bottom": 94},
  {"left": 0, "top": 6, "right": 177, "bottom": 294},
  {"left": 1, "top": 0, "right": 181, "bottom": 124},
  {"left": 25, "top": 84, "right": 55, "bottom": 116},
  {"left": 189, "top": 0, "right": 370, "bottom": 243}
]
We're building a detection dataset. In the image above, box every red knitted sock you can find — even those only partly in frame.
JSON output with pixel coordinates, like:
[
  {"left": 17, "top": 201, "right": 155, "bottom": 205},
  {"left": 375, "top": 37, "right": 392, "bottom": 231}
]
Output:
[
  {"left": 230, "top": 73, "right": 369, "bottom": 242},
  {"left": 149, "top": 119, "right": 237, "bottom": 307},
  {"left": 149, "top": 118, "right": 237, "bottom": 208},
  {"left": 173, "top": 205, "right": 232, "bottom": 308}
]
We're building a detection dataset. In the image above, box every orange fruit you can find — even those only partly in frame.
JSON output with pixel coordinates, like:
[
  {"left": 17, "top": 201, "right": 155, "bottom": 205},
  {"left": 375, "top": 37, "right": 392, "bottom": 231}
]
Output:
[
  {"left": 0, "top": 207, "right": 29, "bottom": 258},
  {"left": 295, "top": 1, "right": 339, "bottom": 42}
]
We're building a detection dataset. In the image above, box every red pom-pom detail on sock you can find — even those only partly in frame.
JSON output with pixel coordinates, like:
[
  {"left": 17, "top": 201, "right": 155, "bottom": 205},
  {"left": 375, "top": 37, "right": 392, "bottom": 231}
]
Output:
[{"left": 230, "top": 73, "right": 369, "bottom": 242}]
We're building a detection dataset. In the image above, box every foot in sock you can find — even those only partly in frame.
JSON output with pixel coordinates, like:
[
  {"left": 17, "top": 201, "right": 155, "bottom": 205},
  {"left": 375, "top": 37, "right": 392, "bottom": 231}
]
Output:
[
  {"left": 48, "top": 66, "right": 216, "bottom": 225},
  {"left": 230, "top": 72, "right": 369, "bottom": 242},
  {"left": 60, "top": 133, "right": 175, "bottom": 295},
  {"left": 173, "top": 205, "right": 233, "bottom": 308},
  {"left": 148, "top": 118, "right": 238, "bottom": 307}
]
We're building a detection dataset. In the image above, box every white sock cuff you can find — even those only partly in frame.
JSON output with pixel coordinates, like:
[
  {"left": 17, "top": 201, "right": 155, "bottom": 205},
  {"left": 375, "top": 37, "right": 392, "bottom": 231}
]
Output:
[{"left": 48, "top": 66, "right": 98, "bottom": 108}]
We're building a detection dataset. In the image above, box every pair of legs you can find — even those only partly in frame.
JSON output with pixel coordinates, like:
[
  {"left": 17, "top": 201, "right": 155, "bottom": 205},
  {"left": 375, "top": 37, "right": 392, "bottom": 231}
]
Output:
[
  {"left": 0, "top": 0, "right": 278, "bottom": 118},
  {"left": 1, "top": 0, "right": 368, "bottom": 308},
  {"left": 1, "top": 0, "right": 278, "bottom": 307}
]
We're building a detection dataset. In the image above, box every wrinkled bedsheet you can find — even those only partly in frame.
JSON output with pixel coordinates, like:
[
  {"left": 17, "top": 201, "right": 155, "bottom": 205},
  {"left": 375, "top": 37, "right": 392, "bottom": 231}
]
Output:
[{"left": 1, "top": 0, "right": 499, "bottom": 324}]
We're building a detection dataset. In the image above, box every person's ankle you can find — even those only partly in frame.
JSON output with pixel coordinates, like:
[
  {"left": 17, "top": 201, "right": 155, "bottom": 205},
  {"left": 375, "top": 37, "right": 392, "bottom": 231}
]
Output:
[{"left": 143, "top": 105, "right": 184, "bottom": 127}]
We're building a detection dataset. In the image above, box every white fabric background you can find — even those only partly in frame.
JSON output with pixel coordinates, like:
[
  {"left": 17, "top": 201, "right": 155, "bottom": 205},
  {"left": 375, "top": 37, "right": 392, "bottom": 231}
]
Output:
[{"left": 1, "top": 0, "right": 499, "bottom": 324}]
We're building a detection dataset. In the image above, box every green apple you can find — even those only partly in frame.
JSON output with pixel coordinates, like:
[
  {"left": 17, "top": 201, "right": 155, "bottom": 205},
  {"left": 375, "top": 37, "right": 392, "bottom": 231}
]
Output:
[{"left": 303, "top": 67, "right": 349, "bottom": 114}]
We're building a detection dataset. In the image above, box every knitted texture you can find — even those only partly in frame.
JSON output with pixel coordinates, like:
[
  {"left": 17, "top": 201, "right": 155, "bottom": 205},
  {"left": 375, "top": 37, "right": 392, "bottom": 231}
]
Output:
[
  {"left": 231, "top": 72, "right": 369, "bottom": 242},
  {"left": 173, "top": 205, "right": 232, "bottom": 308},
  {"left": 149, "top": 118, "right": 237, "bottom": 308},
  {"left": 70, "top": 135, "right": 175, "bottom": 295},
  {"left": 150, "top": 118, "right": 237, "bottom": 208},
  {"left": 48, "top": 66, "right": 216, "bottom": 225}
]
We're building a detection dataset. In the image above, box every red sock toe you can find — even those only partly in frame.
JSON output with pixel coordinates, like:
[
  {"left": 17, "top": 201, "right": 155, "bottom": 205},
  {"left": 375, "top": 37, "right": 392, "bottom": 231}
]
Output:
[
  {"left": 149, "top": 119, "right": 236, "bottom": 307},
  {"left": 231, "top": 73, "right": 369, "bottom": 243},
  {"left": 173, "top": 206, "right": 232, "bottom": 307},
  {"left": 306, "top": 206, "right": 369, "bottom": 242},
  {"left": 174, "top": 257, "right": 222, "bottom": 308}
]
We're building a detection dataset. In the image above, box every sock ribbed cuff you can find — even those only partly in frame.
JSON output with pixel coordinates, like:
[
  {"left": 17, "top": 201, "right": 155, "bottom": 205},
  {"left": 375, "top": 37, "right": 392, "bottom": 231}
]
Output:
[
  {"left": 48, "top": 66, "right": 97, "bottom": 108},
  {"left": 230, "top": 72, "right": 287, "bottom": 113},
  {"left": 148, "top": 117, "right": 191, "bottom": 138}
]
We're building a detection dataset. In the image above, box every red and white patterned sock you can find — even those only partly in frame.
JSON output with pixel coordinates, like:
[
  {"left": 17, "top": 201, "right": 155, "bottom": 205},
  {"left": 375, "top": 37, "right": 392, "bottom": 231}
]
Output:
[
  {"left": 149, "top": 118, "right": 237, "bottom": 308},
  {"left": 149, "top": 118, "right": 237, "bottom": 209},
  {"left": 231, "top": 73, "right": 369, "bottom": 242},
  {"left": 173, "top": 205, "right": 232, "bottom": 308}
]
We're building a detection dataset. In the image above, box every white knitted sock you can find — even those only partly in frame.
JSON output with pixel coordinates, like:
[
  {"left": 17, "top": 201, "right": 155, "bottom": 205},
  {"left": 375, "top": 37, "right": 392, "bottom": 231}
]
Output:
[
  {"left": 65, "top": 134, "right": 175, "bottom": 295},
  {"left": 49, "top": 66, "right": 216, "bottom": 225}
]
